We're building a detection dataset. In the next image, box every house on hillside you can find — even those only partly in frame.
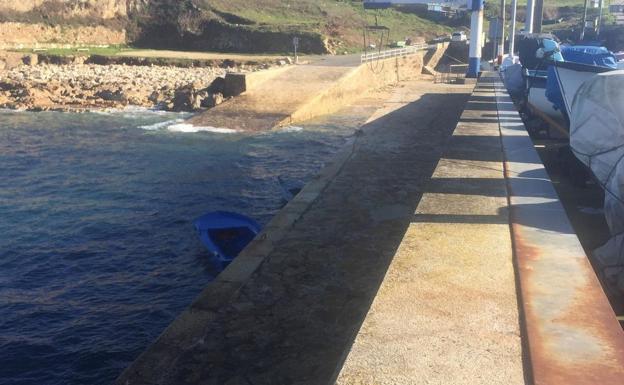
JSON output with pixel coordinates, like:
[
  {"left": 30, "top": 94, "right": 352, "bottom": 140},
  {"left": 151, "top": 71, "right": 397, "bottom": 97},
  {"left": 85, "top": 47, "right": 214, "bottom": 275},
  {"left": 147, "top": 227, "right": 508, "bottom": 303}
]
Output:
[{"left": 610, "top": 0, "right": 624, "bottom": 25}]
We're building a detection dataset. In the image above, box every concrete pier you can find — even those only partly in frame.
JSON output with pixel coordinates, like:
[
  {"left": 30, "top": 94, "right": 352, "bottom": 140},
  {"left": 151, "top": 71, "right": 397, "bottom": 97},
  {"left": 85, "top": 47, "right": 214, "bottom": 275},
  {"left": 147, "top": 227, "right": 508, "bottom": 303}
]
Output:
[
  {"left": 187, "top": 52, "right": 426, "bottom": 131},
  {"left": 117, "top": 73, "right": 624, "bottom": 385},
  {"left": 336, "top": 74, "right": 524, "bottom": 385}
]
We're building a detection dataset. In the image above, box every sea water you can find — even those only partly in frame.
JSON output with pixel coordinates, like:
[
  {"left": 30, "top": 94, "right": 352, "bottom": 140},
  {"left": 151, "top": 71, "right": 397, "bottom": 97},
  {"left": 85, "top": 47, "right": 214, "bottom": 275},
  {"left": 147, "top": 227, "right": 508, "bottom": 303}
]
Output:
[{"left": 0, "top": 109, "right": 352, "bottom": 385}]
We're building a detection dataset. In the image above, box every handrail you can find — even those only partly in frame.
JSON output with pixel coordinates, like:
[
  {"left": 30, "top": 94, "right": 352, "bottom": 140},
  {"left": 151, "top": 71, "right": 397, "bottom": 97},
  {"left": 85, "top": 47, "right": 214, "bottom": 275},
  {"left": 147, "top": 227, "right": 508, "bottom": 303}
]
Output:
[{"left": 360, "top": 44, "right": 431, "bottom": 63}]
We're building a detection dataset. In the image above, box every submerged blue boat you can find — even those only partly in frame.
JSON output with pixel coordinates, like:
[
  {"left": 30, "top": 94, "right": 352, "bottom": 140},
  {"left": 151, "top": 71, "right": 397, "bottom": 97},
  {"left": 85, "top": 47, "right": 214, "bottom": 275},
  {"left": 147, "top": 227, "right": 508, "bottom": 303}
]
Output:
[{"left": 194, "top": 211, "right": 261, "bottom": 262}]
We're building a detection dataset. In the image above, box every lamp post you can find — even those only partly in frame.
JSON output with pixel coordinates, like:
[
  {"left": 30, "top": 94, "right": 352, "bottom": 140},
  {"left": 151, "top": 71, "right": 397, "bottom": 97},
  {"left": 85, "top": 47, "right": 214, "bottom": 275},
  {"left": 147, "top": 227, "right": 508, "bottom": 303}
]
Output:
[
  {"left": 509, "top": 0, "right": 518, "bottom": 58},
  {"left": 498, "top": 0, "right": 506, "bottom": 63},
  {"left": 525, "top": 0, "right": 535, "bottom": 33}
]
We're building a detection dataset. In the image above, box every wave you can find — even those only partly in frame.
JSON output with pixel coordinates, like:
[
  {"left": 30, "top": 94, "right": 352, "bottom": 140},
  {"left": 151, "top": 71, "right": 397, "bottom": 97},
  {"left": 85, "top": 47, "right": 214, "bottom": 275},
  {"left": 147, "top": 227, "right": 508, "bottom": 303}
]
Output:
[
  {"left": 138, "top": 119, "right": 185, "bottom": 131},
  {"left": 166, "top": 124, "right": 239, "bottom": 134},
  {"left": 93, "top": 106, "right": 191, "bottom": 118},
  {"left": 279, "top": 126, "right": 304, "bottom": 132}
]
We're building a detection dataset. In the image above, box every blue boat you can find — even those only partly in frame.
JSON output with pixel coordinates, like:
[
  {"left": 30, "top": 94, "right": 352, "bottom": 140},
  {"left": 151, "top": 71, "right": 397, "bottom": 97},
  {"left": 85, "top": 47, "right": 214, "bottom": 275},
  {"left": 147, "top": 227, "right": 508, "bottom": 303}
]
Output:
[
  {"left": 547, "top": 46, "right": 618, "bottom": 121},
  {"left": 516, "top": 36, "right": 619, "bottom": 128},
  {"left": 516, "top": 35, "right": 566, "bottom": 121},
  {"left": 194, "top": 211, "right": 261, "bottom": 262}
]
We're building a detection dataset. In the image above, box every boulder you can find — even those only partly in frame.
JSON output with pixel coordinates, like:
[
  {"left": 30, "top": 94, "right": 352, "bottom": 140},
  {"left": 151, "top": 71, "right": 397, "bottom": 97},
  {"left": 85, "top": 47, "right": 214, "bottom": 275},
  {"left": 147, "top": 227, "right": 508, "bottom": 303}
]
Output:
[
  {"left": 0, "top": 79, "right": 21, "bottom": 92},
  {"left": 172, "top": 85, "right": 195, "bottom": 111},
  {"left": 206, "top": 77, "right": 226, "bottom": 94},
  {"left": 0, "top": 51, "right": 26, "bottom": 70},
  {"left": 148, "top": 91, "right": 161, "bottom": 104},
  {"left": 201, "top": 93, "right": 224, "bottom": 108},
  {"left": 95, "top": 89, "right": 126, "bottom": 102},
  {"left": 25, "top": 88, "right": 55, "bottom": 109},
  {"left": 22, "top": 54, "right": 38, "bottom": 66}
]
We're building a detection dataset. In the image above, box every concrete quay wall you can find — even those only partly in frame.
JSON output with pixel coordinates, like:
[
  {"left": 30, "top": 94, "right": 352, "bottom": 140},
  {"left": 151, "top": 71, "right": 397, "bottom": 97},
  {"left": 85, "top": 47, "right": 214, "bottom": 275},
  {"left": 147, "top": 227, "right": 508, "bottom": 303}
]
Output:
[{"left": 282, "top": 53, "right": 424, "bottom": 127}]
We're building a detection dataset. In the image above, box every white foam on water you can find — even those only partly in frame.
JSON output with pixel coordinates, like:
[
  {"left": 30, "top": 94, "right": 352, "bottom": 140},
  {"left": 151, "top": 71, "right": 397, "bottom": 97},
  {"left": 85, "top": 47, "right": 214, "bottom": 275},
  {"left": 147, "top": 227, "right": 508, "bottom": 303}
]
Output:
[
  {"left": 279, "top": 126, "right": 304, "bottom": 132},
  {"left": 139, "top": 119, "right": 185, "bottom": 131},
  {"left": 94, "top": 106, "right": 190, "bottom": 119},
  {"left": 167, "top": 123, "right": 239, "bottom": 134},
  {"left": 0, "top": 108, "right": 27, "bottom": 113}
]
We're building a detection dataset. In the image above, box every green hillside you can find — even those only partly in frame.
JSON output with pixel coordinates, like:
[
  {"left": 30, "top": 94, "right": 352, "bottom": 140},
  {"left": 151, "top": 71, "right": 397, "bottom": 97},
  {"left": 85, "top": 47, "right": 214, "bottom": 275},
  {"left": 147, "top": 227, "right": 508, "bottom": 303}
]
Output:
[
  {"left": 123, "top": 0, "right": 453, "bottom": 53},
  {"left": 185, "top": 0, "right": 453, "bottom": 52}
]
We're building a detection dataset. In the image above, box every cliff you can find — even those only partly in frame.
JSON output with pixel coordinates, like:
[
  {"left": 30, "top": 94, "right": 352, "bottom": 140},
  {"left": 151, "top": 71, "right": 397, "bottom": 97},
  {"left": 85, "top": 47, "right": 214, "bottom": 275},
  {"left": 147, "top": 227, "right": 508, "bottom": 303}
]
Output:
[{"left": 0, "top": 0, "right": 145, "bottom": 20}]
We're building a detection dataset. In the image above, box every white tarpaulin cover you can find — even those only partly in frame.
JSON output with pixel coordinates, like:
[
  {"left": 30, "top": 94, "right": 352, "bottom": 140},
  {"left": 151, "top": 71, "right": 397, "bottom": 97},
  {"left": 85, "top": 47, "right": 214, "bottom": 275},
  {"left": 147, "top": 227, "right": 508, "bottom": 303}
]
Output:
[{"left": 570, "top": 70, "right": 624, "bottom": 293}]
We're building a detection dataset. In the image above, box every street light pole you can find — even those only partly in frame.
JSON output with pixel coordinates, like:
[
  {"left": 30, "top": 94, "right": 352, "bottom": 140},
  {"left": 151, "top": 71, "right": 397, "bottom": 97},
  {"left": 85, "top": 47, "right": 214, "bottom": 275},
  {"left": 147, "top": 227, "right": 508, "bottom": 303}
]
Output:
[
  {"left": 525, "top": 0, "right": 535, "bottom": 33},
  {"left": 498, "top": 0, "right": 506, "bottom": 63},
  {"left": 509, "top": 0, "right": 518, "bottom": 58},
  {"left": 580, "top": 0, "right": 589, "bottom": 41}
]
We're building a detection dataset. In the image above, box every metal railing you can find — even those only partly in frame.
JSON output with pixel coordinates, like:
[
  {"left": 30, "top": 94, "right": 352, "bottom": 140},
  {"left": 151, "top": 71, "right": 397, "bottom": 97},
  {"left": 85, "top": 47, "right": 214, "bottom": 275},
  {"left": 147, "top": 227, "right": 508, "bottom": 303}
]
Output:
[
  {"left": 435, "top": 63, "right": 468, "bottom": 83},
  {"left": 360, "top": 44, "right": 431, "bottom": 63}
]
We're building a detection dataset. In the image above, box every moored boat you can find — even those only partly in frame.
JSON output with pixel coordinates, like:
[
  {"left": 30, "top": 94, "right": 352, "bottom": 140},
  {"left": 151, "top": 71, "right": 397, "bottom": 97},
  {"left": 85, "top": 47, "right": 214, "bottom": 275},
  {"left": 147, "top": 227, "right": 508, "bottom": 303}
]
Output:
[
  {"left": 546, "top": 46, "right": 618, "bottom": 122},
  {"left": 194, "top": 211, "right": 261, "bottom": 262},
  {"left": 569, "top": 70, "right": 624, "bottom": 294},
  {"left": 516, "top": 35, "right": 566, "bottom": 122}
]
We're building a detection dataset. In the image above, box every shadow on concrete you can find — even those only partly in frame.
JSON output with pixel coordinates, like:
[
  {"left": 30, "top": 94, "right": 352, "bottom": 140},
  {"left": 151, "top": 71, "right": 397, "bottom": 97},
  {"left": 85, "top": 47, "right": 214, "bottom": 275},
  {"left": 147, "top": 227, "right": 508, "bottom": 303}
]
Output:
[
  {"left": 464, "top": 101, "right": 500, "bottom": 111},
  {"left": 425, "top": 177, "right": 508, "bottom": 197},
  {"left": 115, "top": 90, "right": 473, "bottom": 385},
  {"left": 413, "top": 213, "right": 509, "bottom": 224}
]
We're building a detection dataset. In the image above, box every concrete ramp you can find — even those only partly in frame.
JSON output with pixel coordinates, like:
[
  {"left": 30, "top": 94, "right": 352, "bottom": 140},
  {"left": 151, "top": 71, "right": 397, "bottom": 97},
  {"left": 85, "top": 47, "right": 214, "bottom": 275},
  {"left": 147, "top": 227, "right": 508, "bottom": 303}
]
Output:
[{"left": 187, "top": 53, "right": 424, "bottom": 131}]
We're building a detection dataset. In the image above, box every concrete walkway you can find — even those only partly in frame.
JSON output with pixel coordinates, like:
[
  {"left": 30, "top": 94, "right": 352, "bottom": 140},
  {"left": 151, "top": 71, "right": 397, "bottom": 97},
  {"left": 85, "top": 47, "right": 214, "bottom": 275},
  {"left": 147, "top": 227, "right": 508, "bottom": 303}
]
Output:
[
  {"left": 187, "top": 53, "right": 423, "bottom": 131},
  {"left": 117, "top": 80, "right": 478, "bottom": 385},
  {"left": 336, "top": 75, "right": 524, "bottom": 385}
]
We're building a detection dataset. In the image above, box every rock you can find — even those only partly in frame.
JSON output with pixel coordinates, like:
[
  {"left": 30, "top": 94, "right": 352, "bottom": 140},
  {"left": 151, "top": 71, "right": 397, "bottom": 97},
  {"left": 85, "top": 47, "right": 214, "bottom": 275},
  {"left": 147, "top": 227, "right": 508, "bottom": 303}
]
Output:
[
  {"left": 72, "top": 56, "right": 87, "bottom": 65},
  {"left": 148, "top": 91, "right": 161, "bottom": 104},
  {"left": 0, "top": 60, "right": 252, "bottom": 111},
  {"left": 191, "top": 94, "right": 202, "bottom": 110},
  {"left": 0, "top": 93, "right": 10, "bottom": 106},
  {"left": 25, "top": 88, "right": 55, "bottom": 109},
  {"left": 172, "top": 86, "right": 195, "bottom": 112},
  {"left": 202, "top": 93, "right": 224, "bottom": 108},
  {"left": 95, "top": 89, "right": 126, "bottom": 102},
  {"left": 0, "top": 79, "right": 20, "bottom": 91},
  {"left": 206, "top": 77, "right": 226, "bottom": 94},
  {"left": 22, "top": 54, "right": 38, "bottom": 66},
  {"left": 0, "top": 51, "right": 26, "bottom": 70}
]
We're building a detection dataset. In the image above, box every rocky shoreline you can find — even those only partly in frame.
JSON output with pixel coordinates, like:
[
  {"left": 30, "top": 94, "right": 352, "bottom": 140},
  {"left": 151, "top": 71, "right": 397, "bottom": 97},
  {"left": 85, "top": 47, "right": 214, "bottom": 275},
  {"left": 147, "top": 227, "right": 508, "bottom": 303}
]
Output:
[{"left": 0, "top": 61, "right": 281, "bottom": 112}]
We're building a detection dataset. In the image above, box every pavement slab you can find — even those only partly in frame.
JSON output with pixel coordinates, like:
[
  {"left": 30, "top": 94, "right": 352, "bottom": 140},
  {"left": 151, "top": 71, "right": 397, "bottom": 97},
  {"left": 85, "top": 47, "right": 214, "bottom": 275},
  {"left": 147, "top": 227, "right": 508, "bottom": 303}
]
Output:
[{"left": 335, "top": 74, "right": 525, "bottom": 385}]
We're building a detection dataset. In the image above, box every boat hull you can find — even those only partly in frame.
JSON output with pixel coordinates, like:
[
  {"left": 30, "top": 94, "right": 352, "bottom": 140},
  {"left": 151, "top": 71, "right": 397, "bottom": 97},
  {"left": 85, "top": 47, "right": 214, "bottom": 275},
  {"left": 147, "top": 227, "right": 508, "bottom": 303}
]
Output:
[
  {"left": 551, "top": 61, "right": 614, "bottom": 119},
  {"left": 526, "top": 73, "right": 563, "bottom": 120}
]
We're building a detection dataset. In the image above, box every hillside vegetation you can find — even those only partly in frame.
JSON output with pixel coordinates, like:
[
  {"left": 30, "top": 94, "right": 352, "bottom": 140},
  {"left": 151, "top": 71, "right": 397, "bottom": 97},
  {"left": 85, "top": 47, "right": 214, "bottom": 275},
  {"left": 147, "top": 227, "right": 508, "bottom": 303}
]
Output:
[
  {"left": 1, "top": 0, "right": 616, "bottom": 53},
  {"left": 0, "top": 0, "right": 452, "bottom": 53},
  {"left": 130, "top": 0, "right": 453, "bottom": 53}
]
